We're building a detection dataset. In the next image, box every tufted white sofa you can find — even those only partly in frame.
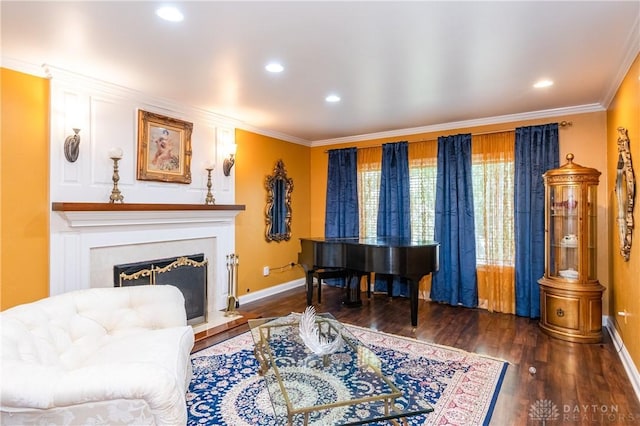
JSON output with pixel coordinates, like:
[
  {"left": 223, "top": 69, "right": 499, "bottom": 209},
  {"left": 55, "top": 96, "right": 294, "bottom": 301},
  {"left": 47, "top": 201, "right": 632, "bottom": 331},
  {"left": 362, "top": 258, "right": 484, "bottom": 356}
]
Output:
[{"left": 0, "top": 285, "right": 195, "bottom": 425}]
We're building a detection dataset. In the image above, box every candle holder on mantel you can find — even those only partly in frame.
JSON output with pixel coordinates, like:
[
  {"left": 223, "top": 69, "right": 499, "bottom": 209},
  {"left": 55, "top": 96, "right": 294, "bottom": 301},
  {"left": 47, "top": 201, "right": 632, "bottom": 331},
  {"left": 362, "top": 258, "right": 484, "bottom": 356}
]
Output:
[
  {"left": 204, "top": 166, "right": 215, "bottom": 205},
  {"left": 109, "top": 149, "right": 124, "bottom": 204}
]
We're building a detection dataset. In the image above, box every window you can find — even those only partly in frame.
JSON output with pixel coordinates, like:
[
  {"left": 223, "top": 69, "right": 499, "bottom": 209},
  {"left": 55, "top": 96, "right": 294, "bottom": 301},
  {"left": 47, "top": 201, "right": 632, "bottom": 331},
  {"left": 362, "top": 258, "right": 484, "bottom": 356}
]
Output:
[
  {"left": 357, "top": 146, "right": 382, "bottom": 238},
  {"left": 354, "top": 133, "right": 515, "bottom": 312},
  {"left": 471, "top": 132, "right": 515, "bottom": 267},
  {"left": 471, "top": 161, "right": 515, "bottom": 265},
  {"left": 356, "top": 135, "right": 515, "bottom": 267},
  {"left": 408, "top": 140, "right": 438, "bottom": 241}
]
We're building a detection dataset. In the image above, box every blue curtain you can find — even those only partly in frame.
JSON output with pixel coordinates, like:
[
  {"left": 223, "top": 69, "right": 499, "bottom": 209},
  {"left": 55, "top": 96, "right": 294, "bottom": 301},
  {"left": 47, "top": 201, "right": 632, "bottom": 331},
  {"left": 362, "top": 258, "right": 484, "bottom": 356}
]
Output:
[
  {"left": 430, "top": 134, "right": 478, "bottom": 307},
  {"left": 375, "top": 142, "right": 410, "bottom": 296},
  {"left": 325, "top": 147, "right": 359, "bottom": 238},
  {"left": 514, "top": 124, "right": 559, "bottom": 318}
]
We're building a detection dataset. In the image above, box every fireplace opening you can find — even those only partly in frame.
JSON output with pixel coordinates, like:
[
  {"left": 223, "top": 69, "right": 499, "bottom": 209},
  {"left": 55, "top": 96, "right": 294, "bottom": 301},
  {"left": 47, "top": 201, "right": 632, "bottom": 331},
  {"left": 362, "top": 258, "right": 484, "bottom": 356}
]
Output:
[{"left": 113, "top": 254, "right": 207, "bottom": 326}]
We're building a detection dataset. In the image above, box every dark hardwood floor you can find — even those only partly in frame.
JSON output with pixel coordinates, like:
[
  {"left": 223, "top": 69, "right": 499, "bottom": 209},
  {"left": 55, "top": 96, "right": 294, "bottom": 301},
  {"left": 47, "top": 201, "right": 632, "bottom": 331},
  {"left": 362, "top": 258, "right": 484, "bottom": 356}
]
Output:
[{"left": 195, "top": 284, "right": 640, "bottom": 425}]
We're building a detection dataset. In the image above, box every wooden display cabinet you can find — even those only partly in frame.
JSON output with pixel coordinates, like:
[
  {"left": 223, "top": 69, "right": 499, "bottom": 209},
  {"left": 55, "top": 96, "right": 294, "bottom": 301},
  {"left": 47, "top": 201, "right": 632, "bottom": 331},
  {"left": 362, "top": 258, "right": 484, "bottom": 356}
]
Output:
[{"left": 538, "top": 154, "right": 605, "bottom": 343}]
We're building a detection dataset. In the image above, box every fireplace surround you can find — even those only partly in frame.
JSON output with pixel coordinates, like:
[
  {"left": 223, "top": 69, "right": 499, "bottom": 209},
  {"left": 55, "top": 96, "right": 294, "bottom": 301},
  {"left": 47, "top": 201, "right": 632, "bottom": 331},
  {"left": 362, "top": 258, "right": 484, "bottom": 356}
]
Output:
[
  {"left": 51, "top": 202, "right": 245, "bottom": 333},
  {"left": 114, "top": 253, "right": 208, "bottom": 325}
]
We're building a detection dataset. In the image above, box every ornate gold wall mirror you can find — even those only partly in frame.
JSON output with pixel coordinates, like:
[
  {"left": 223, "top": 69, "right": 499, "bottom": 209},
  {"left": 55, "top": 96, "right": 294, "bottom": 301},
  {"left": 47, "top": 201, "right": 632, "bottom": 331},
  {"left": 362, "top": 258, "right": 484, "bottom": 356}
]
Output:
[
  {"left": 615, "top": 127, "right": 635, "bottom": 261},
  {"left": 265, "top": 159, "right": 293, "bottom": 242}
]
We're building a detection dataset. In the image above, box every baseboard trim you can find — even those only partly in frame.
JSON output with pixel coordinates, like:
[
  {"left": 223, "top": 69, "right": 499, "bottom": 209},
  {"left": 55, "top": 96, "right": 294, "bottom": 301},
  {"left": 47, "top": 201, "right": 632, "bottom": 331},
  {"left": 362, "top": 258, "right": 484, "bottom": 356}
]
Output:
[
  {"left": 237, "top": 278, "right": 306, "bottom": 306},
  {"left": 604, "top": 315, "right": 640, "bottom": 403}
]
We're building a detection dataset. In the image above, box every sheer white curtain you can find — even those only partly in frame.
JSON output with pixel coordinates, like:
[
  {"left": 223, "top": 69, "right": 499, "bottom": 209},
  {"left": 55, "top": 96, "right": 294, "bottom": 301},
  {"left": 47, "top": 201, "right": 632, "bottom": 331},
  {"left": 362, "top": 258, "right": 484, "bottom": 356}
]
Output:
[{"left": 472, "top": 131, "right": 516, "bottom": 313}]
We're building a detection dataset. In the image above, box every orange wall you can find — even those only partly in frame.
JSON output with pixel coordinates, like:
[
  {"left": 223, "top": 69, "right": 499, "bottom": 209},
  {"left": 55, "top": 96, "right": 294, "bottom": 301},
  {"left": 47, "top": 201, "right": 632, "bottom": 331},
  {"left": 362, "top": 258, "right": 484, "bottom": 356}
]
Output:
[
  {"left": 1, "top": 68, "right": 50, "bottom": 309},
  {"left": 234, "top": 129, "right": 310, "bottom": 295},
  {"left": 607, "top": 54, "right": 640, "bottom": 372}
]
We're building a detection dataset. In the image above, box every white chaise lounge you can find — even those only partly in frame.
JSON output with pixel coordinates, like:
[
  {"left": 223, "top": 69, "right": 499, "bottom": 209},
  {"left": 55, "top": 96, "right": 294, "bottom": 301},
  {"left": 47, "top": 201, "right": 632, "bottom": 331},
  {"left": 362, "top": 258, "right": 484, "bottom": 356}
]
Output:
[{"left": 0, "top": 284, "right": 195, "bottom": 425}]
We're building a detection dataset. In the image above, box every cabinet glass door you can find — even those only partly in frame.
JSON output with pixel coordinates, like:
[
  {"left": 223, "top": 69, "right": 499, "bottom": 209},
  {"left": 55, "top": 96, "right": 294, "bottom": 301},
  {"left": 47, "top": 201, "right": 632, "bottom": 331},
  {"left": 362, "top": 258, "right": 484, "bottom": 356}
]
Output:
[
  {"left": 549, "top": 184, "right": 579, "bottom": 280},
  {"left": 586, "top": 184, "right": 597, "bottom": 280}
]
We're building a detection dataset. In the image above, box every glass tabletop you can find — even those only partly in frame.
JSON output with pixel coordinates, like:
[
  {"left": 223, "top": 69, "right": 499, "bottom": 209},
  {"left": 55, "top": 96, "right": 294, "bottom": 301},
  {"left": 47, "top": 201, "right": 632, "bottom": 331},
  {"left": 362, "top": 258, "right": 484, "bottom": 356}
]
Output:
[{"left": 248, "top": 314, "right": 433, "bottom": 425}]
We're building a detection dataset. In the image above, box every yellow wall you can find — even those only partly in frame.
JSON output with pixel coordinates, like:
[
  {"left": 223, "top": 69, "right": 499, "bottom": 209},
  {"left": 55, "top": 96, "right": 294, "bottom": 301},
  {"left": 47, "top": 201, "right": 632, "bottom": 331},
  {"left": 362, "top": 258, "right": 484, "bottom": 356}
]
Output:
[
  {"left": 1, "top": 68, "right": 50, "bottom": 309},
  {"left": 607, "top": 54, "right": 640, "bottom": 371},
  {"left": 234, "top": 129, "right": 310, "bottom": 295}
]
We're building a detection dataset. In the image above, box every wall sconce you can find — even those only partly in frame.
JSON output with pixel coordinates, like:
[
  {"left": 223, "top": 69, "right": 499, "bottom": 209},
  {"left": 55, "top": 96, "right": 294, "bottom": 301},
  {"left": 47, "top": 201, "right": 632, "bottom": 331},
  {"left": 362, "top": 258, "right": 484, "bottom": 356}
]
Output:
[
  {"left": 223, "top": 143, "right": 237, "bottom": 176},
  {"left": 64, "top": 128, "right": 81, "bottom": 162}
]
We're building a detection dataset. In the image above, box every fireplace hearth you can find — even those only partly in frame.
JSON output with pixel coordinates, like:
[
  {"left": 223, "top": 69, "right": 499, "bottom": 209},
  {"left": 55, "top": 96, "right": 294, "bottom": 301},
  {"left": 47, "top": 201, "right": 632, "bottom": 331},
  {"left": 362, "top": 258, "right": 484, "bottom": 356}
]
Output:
[{"left": 114, "top": 254, "right": 207, "bottom": 325}]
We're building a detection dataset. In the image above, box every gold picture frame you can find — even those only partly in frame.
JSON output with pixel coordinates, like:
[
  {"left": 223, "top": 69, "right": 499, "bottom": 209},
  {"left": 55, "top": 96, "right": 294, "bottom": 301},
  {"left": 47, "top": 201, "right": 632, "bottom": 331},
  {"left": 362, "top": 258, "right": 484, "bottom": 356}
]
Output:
[
  {"left": 265, "top": 159, "right": 293, "bottom": 242},
  {"left": 615, "top": 127, "right": 635, "bottom": 261},
  {"left": 136, "top": 110, "right": 193, "bottom": 184}
]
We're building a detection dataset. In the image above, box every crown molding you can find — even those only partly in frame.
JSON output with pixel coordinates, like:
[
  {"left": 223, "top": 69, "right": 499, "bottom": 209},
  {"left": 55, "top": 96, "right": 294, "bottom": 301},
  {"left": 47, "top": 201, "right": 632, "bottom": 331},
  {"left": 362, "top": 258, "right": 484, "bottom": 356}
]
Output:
[
  {"left": 601, "top": 14, "right": 640, "bottom": 108},
  {"left": 310, "top": 104, "right": 605, "bottom": 147},
  {"left": 235, "top": 123, "right": 311, "bottom": 147},
  {"left": 0, "top": 57, "right": 49, "bottom": 78}
]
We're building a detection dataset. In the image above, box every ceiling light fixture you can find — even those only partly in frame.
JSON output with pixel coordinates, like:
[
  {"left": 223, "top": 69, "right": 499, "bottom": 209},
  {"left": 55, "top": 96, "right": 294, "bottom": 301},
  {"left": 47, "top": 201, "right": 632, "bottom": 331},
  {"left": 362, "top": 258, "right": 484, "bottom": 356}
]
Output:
[
  {"left": 156, "top": 6, "right": 184, "bottom": 22},
  {"left": 325, "top": 94, "right": 341, "bottom": 103},
  {"left": 533, "top": 79, "right": 554, "bottom": 89},
  {"left": 265, "top": 62, "right": 284, "bottom": 73}
]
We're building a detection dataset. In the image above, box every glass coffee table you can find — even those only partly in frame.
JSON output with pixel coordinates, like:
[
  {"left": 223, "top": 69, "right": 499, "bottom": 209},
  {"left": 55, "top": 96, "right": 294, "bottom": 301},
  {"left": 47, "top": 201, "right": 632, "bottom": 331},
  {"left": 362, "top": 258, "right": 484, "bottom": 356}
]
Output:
[{"left": 248, "top": 314, "right": 433, "bottom": 425}]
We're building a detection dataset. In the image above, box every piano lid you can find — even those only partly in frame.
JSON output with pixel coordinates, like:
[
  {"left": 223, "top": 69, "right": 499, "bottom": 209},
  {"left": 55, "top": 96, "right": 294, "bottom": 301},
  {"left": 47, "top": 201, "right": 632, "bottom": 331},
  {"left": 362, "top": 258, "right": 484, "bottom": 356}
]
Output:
[{"left": 300, "top": 236, "right": 438, "bottom": 247}]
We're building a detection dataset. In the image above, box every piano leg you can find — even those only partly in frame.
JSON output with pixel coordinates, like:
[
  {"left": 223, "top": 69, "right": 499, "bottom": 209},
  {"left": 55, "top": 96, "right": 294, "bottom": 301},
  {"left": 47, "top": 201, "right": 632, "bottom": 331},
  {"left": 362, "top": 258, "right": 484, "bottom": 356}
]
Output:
[
  {"left": 306, "top": 270, "right": 314, "bottom": 306},
  {"left": 386, "top": 275, "right": 393, "bottom": 297},
  {"left": 409, "top": 278, "right": 419, "bottom": 328}
]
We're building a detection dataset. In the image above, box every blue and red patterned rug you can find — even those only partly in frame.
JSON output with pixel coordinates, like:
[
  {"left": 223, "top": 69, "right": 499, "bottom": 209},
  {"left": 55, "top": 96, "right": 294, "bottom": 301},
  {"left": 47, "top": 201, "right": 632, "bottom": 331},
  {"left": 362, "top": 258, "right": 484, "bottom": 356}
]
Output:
[{"left": 187, "top": 323, "right": 507, "bottom": 425}]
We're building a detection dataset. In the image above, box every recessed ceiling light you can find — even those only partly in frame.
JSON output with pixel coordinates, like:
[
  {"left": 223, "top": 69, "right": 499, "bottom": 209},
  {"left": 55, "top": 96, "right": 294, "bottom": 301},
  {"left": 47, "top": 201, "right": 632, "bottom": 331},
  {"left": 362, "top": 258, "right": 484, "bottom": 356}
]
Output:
[
  {"left": 265, "top": 62, "right": 284, "bottom": 73},
  {"left": 533, "top": 79, "right": 554, "bottom": 89},
  {"left": 156, "top": 6, "right": 184, "bottom": 22},
  {"left": 325, "top": 94, "right": 341, "bottom": 103}
]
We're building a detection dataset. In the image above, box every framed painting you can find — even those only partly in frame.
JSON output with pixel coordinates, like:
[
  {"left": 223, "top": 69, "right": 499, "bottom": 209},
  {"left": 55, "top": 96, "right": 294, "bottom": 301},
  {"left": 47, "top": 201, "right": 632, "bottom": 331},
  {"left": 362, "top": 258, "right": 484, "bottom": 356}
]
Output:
[{"left": 136, "top": 110, "right": 193, "bottom": 184}]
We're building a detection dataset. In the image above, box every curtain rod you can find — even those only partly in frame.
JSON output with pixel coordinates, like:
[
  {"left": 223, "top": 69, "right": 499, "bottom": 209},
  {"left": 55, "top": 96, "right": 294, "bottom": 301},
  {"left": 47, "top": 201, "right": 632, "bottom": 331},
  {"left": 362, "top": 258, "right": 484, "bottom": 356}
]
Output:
[{"left": 323, "top": 121, "right": 572, "bottom": 153}]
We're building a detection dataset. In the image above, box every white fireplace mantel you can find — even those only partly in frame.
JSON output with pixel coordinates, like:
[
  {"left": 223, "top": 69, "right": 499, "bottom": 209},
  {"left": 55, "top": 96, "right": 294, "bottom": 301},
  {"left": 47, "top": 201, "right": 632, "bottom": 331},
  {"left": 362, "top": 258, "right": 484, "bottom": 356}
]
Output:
[{"left": 52, "top": 202, "right": 246, "bottom": 227}]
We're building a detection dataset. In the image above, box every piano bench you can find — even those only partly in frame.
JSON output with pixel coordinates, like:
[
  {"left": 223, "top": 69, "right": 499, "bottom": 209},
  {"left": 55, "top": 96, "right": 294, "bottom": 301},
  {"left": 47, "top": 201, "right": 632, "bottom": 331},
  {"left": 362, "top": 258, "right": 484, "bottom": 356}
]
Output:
[
  {"left": 309, "top": 269, "right": 373, "bottom": 305},
  {"left": 311, "top": 268, "right": 349, "bottom": 304}
]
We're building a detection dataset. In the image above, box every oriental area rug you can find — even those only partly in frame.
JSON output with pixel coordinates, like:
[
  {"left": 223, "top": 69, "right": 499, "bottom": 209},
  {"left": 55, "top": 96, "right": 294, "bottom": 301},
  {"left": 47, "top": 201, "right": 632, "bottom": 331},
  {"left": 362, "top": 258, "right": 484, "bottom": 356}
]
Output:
[{"left": 187, "top": 323, "right": 508, "bottom": 425}]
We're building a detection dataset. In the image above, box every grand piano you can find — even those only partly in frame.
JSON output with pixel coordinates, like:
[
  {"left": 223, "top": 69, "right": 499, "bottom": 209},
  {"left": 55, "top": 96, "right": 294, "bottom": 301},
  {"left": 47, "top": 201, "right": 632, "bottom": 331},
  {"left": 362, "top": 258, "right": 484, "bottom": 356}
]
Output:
[{"left": 298, "top": 237, "right": 439, "bottom": 327}]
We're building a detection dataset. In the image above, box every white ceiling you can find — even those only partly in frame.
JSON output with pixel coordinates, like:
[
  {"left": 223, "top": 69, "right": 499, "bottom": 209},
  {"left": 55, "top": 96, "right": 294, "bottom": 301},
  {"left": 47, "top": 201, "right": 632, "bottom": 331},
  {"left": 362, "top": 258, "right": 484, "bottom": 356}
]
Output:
[{"left": 2, "top": 1, "right": 639, "bottom": 143}]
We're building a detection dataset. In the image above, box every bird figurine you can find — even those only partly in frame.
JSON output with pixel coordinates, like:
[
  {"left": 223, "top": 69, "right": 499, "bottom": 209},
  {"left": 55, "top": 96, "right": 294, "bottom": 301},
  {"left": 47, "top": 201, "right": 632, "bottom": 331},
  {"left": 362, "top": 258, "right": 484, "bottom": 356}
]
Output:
[{"left": 298, "top": 306, "right": 343, "bottom": 356}]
